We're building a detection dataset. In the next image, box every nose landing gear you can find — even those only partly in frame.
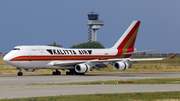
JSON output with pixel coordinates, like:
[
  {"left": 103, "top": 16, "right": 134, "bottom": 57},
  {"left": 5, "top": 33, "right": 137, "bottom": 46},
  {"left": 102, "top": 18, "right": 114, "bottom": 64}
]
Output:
[{"left": 17, "top": 69, "right": 23, "bottom": 76}]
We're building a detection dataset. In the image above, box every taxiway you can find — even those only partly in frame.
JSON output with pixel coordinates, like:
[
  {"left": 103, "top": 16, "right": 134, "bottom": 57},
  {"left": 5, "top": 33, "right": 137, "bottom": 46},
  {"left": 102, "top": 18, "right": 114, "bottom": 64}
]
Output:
[{"left": 0, "top": 73, "right": 180, "bottom": 99}]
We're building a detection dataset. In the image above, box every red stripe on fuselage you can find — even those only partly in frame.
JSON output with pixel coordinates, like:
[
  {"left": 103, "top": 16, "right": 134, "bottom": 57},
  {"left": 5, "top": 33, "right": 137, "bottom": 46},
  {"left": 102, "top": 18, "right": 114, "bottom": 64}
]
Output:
[
  {"left": 10, "top": 54, "right": 125, "bottom": 61},
  {"left": 124, "top": 48, "right": 134, "bottom": 58}
]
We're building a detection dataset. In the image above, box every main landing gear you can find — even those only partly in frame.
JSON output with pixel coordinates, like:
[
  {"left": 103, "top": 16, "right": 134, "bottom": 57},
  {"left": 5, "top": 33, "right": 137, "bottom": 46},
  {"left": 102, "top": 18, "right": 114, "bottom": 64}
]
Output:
[
  {"left": 52, "top": 69, "right": 61, "bottom": 75},
  {"left": 17, "top": 69, "right": 23, "bottom": 76},
  {"left": 66, "top": 69, "right": 85, "bottom": 75},
  {"left": 52, "top": 69, "right": 84, "bottom": 75}
]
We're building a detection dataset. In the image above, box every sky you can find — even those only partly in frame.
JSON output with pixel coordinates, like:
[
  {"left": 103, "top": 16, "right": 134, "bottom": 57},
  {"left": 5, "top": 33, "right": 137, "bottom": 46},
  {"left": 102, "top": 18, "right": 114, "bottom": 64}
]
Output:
[{"left": 0, "top": 0, "right": 180, "bottom": 53}]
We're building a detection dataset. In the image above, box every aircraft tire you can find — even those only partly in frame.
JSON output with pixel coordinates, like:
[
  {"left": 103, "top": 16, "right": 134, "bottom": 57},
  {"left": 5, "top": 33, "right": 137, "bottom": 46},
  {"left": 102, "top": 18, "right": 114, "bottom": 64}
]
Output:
[
  {"left": 17, "top": 72, "right": 23, "bottom": 76},
  {"left": 75, "top": 73, "right": 85, "bottom": 75},
  {"left": 56, "top": 71, "right": 61, "bottom": 75},
  {"left": 52, "top": 71, "right": 61, "bottom": 75},
  {"left": 66, "top": 72, "right": 70, "bottom": 75},
  {"left": 66, "top": 72, "right": 74, "bottom": 75},
  {"left": 52, "top": 72, "right": 56, "bottom": 75}
]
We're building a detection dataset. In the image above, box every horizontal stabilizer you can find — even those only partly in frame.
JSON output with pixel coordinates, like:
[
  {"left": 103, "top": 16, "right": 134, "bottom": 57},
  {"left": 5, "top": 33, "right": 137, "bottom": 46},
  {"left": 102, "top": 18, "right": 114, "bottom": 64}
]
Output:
[{"left": 123, "top": 49, "right": 161, "bottom": 55}]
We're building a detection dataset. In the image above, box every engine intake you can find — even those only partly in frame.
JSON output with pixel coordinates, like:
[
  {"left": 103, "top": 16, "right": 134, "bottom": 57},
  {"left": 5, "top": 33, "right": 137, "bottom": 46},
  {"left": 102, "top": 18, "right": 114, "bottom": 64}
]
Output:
[
  {"left": 113, "top": 61, "right": 129, "bottom": 70},
  {"left": 23, "top": 69, "right": 36, "bottom": 72},
  {"left": 75, "top": 63, "right": 91, "bottom": 73}
]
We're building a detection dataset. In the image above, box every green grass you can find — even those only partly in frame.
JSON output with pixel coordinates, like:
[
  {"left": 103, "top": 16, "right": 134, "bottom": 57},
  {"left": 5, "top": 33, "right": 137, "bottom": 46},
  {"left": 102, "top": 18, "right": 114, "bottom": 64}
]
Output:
[
  {"left": 27, "top": 78, "right": 180, "bottom": 85},
  {"left": 1, "top": 91, "right": 180, "bottom": 101},
  {"left": 1, "top": 57, "right": 180, "bottom": 101}
]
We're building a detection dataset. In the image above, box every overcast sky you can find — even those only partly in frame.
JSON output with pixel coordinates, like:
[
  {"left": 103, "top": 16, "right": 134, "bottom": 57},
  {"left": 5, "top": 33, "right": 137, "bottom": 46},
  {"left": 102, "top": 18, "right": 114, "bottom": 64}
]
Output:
[{"left": 0, "top": 0, "right": 180, "bottom": 53}]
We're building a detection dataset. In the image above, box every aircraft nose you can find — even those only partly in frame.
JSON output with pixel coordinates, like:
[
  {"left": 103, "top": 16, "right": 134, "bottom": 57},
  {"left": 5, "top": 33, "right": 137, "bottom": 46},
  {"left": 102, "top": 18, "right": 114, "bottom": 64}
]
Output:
[
  {"left": 3, "top": 53, "right": 20, "bottom": 67},
  {"left": 3, "top": 54, "right": 10, "bottom": 63}
]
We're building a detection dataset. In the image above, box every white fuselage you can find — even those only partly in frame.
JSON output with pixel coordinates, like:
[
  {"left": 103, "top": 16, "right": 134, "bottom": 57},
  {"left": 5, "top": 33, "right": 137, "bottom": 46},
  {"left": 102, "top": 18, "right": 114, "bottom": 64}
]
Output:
[{"left": 4, "top": 45, "right": 132, "bottom": 70}]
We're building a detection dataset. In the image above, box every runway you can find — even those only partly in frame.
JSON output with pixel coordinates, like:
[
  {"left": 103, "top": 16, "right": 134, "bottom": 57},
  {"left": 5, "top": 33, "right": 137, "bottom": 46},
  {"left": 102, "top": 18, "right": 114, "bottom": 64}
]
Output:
[{"left": 0, "top": 73, "right": 180, "bottom": 99}]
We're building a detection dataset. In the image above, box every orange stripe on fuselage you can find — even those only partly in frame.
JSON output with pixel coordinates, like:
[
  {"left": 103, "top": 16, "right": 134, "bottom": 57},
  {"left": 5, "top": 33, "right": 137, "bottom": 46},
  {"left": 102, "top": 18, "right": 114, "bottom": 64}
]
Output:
[{"left": 10, "top": 54, "right": 127, "bottom": 61}]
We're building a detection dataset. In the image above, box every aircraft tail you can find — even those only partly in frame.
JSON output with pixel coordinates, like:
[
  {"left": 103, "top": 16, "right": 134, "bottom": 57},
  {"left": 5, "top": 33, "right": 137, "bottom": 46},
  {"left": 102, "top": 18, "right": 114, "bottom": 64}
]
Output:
[{"left": 111, "top": 21, "right": 141, "bottom": 49}]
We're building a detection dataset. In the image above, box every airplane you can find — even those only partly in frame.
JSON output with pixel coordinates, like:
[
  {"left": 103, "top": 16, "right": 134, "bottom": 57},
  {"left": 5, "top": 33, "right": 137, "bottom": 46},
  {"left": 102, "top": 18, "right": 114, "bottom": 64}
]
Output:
[{"left": 3, "top": 21, "right": 176, "bottom": 76}]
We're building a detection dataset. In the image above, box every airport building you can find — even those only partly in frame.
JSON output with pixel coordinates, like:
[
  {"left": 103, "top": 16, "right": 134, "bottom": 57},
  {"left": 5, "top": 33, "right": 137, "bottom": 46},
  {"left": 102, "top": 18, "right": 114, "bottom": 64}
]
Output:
[{"left": 87, "top": 11, "right": 105, "bottom": 42}]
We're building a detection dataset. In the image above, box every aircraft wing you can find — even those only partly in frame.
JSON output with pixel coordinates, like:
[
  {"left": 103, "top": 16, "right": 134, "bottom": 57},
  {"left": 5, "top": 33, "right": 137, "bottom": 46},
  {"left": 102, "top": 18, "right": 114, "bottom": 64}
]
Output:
[
  {"left": 48, "top": 54, "right": 177, "bottom": 67},
  {"left": 129, "top": 54, "right": 177, "bottom": 61},
  {"left": 95, "top": 54, "right": 177, "bottom": 63},
  {"left": 89, "top": 57, "right": 163, "bottom": 64}
]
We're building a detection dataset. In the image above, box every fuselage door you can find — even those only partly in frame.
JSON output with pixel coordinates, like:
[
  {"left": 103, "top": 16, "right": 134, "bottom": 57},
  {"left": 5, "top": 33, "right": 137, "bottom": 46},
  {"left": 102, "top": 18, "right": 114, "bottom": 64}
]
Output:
[
  {"left": 29, "top": 55, "right": 32, "bottom": 61},
  {"left": 37, "top": 46, "right": 43, "bottom": 53}
]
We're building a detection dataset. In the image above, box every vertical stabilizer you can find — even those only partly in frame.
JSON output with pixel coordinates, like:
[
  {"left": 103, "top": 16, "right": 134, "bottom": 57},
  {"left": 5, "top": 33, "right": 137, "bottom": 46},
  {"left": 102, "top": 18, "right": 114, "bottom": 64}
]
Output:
[{"left": 111, "top": 21, "right": 141, "bottom": 49}]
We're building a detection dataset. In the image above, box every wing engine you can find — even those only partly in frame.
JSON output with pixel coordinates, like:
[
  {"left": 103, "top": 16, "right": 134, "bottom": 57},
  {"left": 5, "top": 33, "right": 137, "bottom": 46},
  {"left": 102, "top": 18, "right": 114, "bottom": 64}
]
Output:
[
  {"left": 75, "top": 63, "right": 91, "bottom": 73},
  {"left": 113, "top": 61, "right": 130, "bottom": 70}
]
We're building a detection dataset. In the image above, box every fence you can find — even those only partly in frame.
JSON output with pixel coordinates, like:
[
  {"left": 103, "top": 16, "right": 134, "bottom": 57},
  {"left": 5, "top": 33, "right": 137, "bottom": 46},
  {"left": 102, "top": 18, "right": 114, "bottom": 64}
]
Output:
[{"left": 0, "top": 54, "right": 6, "bottom": 58}]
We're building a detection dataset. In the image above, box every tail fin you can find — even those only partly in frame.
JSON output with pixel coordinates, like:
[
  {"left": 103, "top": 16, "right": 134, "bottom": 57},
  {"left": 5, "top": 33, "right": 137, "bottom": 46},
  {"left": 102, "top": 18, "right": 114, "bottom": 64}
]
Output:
[{"left": 111, "top": 21, "right": 141, "bottom": 49}]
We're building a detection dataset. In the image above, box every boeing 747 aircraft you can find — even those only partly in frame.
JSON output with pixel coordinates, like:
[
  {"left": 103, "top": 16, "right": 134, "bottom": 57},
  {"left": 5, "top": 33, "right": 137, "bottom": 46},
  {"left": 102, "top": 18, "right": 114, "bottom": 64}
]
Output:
[{"left": 3, "top": 21, "right": 176, "bottom": 76}]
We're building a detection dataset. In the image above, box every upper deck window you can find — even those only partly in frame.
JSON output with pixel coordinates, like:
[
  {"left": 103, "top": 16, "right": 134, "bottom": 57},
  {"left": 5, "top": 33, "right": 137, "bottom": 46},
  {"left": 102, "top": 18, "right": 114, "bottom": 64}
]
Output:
[{"left": 13, "top": 48, "right": 20, "bottom": 50}]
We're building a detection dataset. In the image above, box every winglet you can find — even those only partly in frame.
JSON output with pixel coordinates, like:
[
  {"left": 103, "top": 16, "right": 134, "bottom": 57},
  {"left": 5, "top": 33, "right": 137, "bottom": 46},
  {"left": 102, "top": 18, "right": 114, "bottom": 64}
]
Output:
[{"left": 168, "top": 54, "right": 177, "bottom": 59}]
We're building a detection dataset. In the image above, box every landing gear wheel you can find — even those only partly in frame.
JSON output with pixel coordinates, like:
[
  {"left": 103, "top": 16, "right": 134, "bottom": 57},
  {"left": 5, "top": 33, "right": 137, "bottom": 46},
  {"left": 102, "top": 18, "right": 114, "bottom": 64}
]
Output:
[
  {"left": 52, "top": 72, "right": 56, "bottom": 75},
  {"left": 66, "top": 69, "right": 85, "bottom": 75},
  {"left": 75, "top": 73, "right": 85, "bottom": 75},
  {"left": 66, "top": 72, "right": 69, "bottom": 75},
  {"left": 17, "top": 69, "right": 23, "bottom": 76},
  {"left": 66, "top": 69, "right": 76, "bottom": 75},
  {"left": 56, "top": 71, "right": 61, "bottom": 75},
  {"left": 66, "top": 71, "right": 74, "bottom": 75},
  {"left": 52, "top": 69, "right": 61, "bottom": 75},
  {"left": 17, "top": 72, "right": 23, "bottom": 76}
]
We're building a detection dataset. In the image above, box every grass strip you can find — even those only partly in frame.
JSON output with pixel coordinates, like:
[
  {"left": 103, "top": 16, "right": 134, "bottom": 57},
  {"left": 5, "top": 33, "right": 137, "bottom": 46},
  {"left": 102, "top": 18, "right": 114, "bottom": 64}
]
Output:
[
  {"left": 1, "top": 56, "right": 180, "bottom": 75},
  {"left": 1, "top": 91, "right": 180, "bottom": 101},
  {"left": 27, "top": 78, "right": 180, "bottom": 85}
]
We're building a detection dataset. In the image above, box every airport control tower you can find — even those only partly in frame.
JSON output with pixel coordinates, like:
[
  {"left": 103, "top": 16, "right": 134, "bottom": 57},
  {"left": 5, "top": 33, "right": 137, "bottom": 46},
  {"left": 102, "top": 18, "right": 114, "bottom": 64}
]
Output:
[{"left": 87, "top": 11, "right": 105, "bottom": 42}]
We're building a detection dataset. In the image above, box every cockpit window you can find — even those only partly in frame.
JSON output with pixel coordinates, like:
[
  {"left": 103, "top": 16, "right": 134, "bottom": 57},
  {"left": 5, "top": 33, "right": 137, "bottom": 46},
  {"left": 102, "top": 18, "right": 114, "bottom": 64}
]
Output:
[{"left": 13, "top": 48, "right": 20, "bottom": 50}]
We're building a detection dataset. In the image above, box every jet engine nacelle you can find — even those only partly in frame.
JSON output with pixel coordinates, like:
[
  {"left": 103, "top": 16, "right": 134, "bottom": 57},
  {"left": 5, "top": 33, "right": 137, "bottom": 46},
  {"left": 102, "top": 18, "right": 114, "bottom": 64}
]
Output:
[
  {"left": 75, "top": 63, "right": 91, "bottom": 73},
  {"left": 23, "top": 69, "right": 36, "bottom": 72},
  {"left": 113, "top": 61, "right": 130, "bottom": 70}
]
